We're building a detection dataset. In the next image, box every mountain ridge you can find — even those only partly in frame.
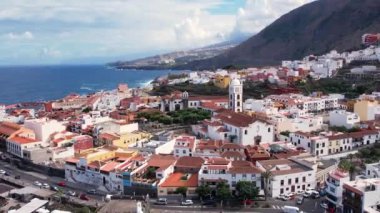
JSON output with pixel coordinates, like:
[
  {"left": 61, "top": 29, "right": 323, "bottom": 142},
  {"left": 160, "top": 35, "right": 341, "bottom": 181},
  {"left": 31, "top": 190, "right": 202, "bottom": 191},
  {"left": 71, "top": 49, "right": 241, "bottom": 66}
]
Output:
[{"left": 176, "top": 0, "right": 380, "bottom": 70}]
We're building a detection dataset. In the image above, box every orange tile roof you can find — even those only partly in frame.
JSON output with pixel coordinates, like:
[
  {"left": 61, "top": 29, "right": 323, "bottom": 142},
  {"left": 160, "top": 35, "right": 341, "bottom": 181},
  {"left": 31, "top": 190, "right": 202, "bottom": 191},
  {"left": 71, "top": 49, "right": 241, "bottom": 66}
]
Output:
[
  {"left": 0, "top": 121, "right": 21, "bottom": 136},
  {"left": 160, "top": 172, "right": 198, "bottom": 188},
  {"left": 100, "top": 161, "right": 120, "bottom": 172},
  {"left": 9, "top": 136, "right": 37, "bottom": 144},
  {"left": 65, "top": 157, "right": 79, "bottom": 164}
]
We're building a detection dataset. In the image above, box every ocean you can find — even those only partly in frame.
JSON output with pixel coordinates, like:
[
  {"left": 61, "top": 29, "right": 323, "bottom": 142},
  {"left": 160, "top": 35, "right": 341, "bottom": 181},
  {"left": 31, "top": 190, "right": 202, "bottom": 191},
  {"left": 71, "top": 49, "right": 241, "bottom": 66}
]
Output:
[{"left": 0, "top": 65, "right": 177, "bottom": 104}]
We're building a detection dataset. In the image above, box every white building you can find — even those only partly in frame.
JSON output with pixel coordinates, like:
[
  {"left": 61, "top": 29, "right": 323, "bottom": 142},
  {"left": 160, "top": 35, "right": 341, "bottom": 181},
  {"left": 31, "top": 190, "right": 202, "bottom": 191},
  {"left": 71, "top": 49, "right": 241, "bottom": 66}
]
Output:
[
  {"left": 325, "top": 169, "right": 350, "bottom": 208},
  {"left": 269, "top": 114, "right": 324, "bottom": 135},
  {"left": 256, "top": 157, "right": 317, "bottom": 197},
  {"left": 229, "top": 78, "right": 243, "bottom": 113},
  {"left": 192, "top": 109, "right": 274, "bottom": 146},
  {"left": 6, "top": 136, "right": 43, "bottom": 159},
  {"left": 289, "top": 132, "right": 329, "bottom": 156},
  {"left": 198, "top": 158, "right": 262, "bottom": 191},
  {"left": 24, "top": 118, "right": 66, "bottom": 143},
  {"left": 329, "top": 110, "right": 360, "bottom": 129},
  {"left": 365, "top": 162, "right": 380, "bottom": 178},
  {"left": 173, "top": 136, "right": 196, "bottom": 157},
  {"left": 343, "top": 178, "right": 380, "bottom": 213},
  {"left": 243, "top": 99, "right": 278, "bottom": 114}
]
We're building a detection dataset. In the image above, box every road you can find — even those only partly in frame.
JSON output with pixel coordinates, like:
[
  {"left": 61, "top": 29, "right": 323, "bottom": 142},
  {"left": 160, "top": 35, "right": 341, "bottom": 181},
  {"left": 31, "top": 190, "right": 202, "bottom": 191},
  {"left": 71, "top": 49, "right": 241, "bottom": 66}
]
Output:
[
  {"left": 0, "top": 159, "right": 105, "bottom": 206},
  {"left": 0, "top": 159, "right": 327, "bottom": 212}
]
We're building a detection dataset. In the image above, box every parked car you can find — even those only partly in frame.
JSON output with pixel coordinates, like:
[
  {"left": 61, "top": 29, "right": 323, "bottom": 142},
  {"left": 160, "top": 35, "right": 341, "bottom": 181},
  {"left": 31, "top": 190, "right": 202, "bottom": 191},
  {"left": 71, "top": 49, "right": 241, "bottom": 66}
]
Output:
[
  {"left": 87, "top": 189, "right": 97, "bottom": 194},
  {"left": 14, "top": 175, "right": 21, "bottom": 179},
  {"left": 303, "top": 191, "right": 311, "bottom": 198},
  {"left": 80, "top": 194, "right": 90, "bottom": 201},
  {"left": 276, "top": 194, "right": 286, "bottom": 200},
  {"left": 4, "top": 171, "right": 11, "bottom": 176},
  {"left": 34, "top": 181, "right": 42, "bottom": 187},
  {"left": 0, "top": 170, "right": 5, "bottom": 175},
  {"left": 51, "top": 186, "right": 59, "bottom": 191},
  {"left": 296, "top": 190, "right": 305, "bottom": 195},
  {"left": 67, "top": 191, "right": 76, "bottom": 196},
  {"left": 283, "top": 205, "right": 302, "bottom": 213},
  {"left": 181, "top": 199, "right": 193, "bottom": 206},
  {"left": 42, "top": 183, "right": 50, "bottom": 189},
  {"left": 311, "top": 191, "right": 320, "bottom": 199},
  {"left": 57, "top": 181, "right": 66, "bottom": 187},
  {"left": 154, "top": 198, "right": 167, "bottom": 205},
  {"left": 241, "top": 199, "right": 253, "bottom": 205},
  {"left": 296, "top": 196, "right": 304, "bottom": 205}
]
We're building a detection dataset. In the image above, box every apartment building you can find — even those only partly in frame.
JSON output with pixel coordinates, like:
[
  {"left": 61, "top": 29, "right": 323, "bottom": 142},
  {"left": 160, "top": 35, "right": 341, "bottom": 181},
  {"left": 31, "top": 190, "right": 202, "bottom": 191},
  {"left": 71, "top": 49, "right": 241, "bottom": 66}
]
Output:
[
  {"left": 289, "top": 132, "right": 329, "bottom": 156},
  {"left": 343, "top": 178, "right": 380, "bottom": 213},
  {"left": 329, "top": 110, "right": 360, "bottom": 129},
  {"left": 325, "top": 169, "right": 350, "bottom": 208},
  {"left": 256, "top": 157, "right": 317, "bottom": 197}
]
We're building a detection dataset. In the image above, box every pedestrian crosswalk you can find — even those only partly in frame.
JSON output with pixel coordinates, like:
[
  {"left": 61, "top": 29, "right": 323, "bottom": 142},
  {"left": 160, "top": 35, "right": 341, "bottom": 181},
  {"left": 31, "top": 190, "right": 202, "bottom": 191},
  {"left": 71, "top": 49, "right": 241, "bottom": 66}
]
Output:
[{"left": 272, "top": 205, "right": 284, "bottom": 209}]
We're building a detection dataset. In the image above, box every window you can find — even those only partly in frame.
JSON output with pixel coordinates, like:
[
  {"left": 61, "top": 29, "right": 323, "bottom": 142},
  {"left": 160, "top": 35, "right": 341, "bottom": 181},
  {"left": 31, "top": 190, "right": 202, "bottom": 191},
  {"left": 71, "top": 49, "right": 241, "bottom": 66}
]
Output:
[
  {"left": 242, "top": 174, "right": 247, "bottom": 178},
  {"left": 268, "top": 128, "right": 271, "bottom": 132},
  {"left": 295, "top": 178, "right": 299, "bottom": 184},
  {"left": 322, "top": 143, "right": 325, "bottom": 147},
  {"left": 316, "top": 144, "right": 319, "bottom": 148},
  {"left": 281, "top": 180, "right": 284, "bottom": 186},
  {"left": 288, "top": 179, "right": 291, "bottom": 184},
  {"left": 302, "top": 177, "right": 306, "bottom": 182},
  {"left": 182, "top": 150, "right": 186, "bottom": 154},
  {"left": 308, "top": 143, "right": 310, "bottom": 148},
  {"left": 280, "top": 188, "right": 284, "bottom": 194},
  {"left": 175, "top": 150, "right": 179, "bottom": 153},
  {"left": 245, "top": 130, "right": 248, "bottom": 135}
]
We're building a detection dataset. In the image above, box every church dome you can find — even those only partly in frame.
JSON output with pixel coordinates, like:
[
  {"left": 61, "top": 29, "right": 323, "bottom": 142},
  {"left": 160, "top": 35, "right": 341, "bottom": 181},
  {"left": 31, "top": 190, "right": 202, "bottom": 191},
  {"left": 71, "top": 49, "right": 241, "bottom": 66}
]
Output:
[{"left": 230, "top": 78, "right": 241, "bottom": 86}]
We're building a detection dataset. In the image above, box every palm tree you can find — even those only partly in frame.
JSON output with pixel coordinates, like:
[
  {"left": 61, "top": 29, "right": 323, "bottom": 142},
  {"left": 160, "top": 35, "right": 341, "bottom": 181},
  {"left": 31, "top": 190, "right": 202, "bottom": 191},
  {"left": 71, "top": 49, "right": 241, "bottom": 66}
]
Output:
[{"left": 261, "top": 171, "right": 272, "bottom": 201}]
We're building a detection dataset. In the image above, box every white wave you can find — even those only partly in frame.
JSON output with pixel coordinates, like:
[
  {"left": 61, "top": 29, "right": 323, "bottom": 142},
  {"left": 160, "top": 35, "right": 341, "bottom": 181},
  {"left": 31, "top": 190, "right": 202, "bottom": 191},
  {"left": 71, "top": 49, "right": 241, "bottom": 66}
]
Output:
[{"left": 80, "top": 86, "right": 93, "bottom": 91}]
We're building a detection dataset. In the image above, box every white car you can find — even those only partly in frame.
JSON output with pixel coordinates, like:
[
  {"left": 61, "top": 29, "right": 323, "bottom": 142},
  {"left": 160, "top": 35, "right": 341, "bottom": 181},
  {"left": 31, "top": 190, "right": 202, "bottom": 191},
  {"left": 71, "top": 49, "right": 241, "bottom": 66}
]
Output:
[
  {"left": 34, "top": 181, "right": 42, "bottom": 187},
  {"left": 181, "top": 200, "right": 193, "bottom": 206},
  {"left": 42, "top": 183, "right": 50, "bottom": 189},
  {"left": 297, "top": 190, "right": 305, "bottom": 195},
  {"left": 0, "top": 170, "right": 5, "bottom": 175},
  {"left": 287, "top": 192, "right": 295, "bottom": 197},
  {"left": 303, "top": 191, "right": 312, "bottom": 198}
]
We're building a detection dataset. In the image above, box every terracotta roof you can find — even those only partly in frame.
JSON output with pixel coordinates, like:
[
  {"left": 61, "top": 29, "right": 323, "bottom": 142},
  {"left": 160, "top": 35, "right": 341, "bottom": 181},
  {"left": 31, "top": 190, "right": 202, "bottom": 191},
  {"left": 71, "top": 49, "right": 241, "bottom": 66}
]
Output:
[
  {"left": 0, "top": 121, "right": 21, "bottom": 136},
  {"left": 221, "top": 151, "right": 245, "bottom": 158},
  {"left": 175, "top": 156, "right": 204, "bottom": 169},
  {"left": 221, "top": 143, "right": 244, "bottom": 150},
  {"left": 214, "top": 109, "right": 270, "bottom": 127},
  {"left": 65, "top": 157, "right": 79, "bottom": 164},
  {"left": 196, "top": 140, "right": 224, "bottom": 150},
  {"left": 229, "top": 160, "right": 262, "bottom": 174},
  {"left": 206, "top": 157, "right": 229, "bottom": 165},
  {"left": 159, "top": 172, "right": 198, "bottom": 188},
  {"left": 99, "top": 133, "right": 119, "bottom": 141},
  {"left": 8, "top": 136, "right": 37, "bottom": 144},
  {"left": 148, "top": 154, "right": 176, "bottom": 171},
  {"left": 100, "top": 161, "right": 120, "bottom": 172}
]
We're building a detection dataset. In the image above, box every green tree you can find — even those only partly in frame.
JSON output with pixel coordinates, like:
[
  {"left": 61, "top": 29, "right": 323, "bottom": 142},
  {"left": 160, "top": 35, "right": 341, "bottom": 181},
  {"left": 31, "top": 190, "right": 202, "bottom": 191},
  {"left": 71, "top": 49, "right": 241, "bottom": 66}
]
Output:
[
  {"left": 236, "top": 181, "right": 259, "bottom": 207},
  {"left": 338, "top": 159, "right": 356, "bottom": 181},
  {"left": 216, "top": 182, "right": 231, "bottom": 208},
  {"left": 175, "top": 186, "right": 188, "bottom": 198},
  {"left": 196, "top": 184, "right": 211, "bottom": 200},
  {"left": 261, "top": 171, "right": 272, "bottom": 201}
]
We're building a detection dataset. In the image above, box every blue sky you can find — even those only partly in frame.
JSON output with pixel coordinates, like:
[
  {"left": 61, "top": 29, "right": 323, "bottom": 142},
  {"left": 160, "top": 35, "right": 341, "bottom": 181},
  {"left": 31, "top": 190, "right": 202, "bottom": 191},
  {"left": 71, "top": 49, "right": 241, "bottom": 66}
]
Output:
[{"left": 0, "top": 0, "right": 312, "bottom": 65}]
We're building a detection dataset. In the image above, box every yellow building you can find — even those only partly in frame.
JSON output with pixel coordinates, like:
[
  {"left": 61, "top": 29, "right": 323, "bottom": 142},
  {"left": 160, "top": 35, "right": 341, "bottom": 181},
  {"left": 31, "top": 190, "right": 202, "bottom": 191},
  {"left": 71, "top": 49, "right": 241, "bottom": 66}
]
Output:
[
  {"left": 112, "top": 131, "right": 151, "bottom": 148},
  {"left": 354, "top": 100, "right": 379, "bottom": 121},
  {"left": 75, "top": 146, "right": 138, "bottom": 164},
  {"left": 214, "top": 75, "right": 231, "bottom": 89}
]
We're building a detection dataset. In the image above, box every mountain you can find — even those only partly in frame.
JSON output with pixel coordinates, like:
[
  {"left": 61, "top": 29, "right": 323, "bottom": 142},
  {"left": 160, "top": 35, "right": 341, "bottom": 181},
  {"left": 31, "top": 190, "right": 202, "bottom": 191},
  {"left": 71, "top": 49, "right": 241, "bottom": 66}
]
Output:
[
  {"left": 108, "top": 36, "right": 249, "bottom": 70},
  {"left": 179, "top": 0, "right": 380, "bottom": 70}
]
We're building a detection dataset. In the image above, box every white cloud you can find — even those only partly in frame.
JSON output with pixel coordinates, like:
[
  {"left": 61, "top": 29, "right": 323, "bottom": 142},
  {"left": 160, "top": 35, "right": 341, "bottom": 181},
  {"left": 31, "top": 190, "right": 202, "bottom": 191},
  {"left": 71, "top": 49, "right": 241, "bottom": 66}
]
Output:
[
  {"left": 231, "top": 0, "right": 314, "bottom": 39},
  {"left": 41, "top": 47, "right": 62, "bottom": 58},
  {"left": 7, "top": 31, "right": 34, "bottom": 40},
  {"left": 174, "top": 10, "right": 227, "bottom": 48},
  {"left": 0, "top": 0, "right": 312, "bottom": 64}
]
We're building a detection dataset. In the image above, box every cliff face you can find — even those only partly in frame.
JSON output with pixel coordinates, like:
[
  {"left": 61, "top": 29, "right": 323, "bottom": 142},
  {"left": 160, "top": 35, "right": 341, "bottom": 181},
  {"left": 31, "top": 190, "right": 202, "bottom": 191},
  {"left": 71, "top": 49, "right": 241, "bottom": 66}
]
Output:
[{"left": 179, "top": 0, "right": 380, "bottom": 70}]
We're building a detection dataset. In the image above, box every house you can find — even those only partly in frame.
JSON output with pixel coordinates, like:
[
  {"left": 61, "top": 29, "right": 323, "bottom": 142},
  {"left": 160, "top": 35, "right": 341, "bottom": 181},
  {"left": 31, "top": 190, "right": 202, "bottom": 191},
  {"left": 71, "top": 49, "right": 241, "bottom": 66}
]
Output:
[
  {"left": 329, "top": 110, "right": 360, "bottom": 129},
  {"left": 325, "top": 169, "right": 350, "bottom": 209},
  {"left": 289, "top": 132, "right": 329, "bottom": 156},
  {"left": 245, "top": 145, "right": 271, "bottom": 163},
  {"left": 158, "top": 172, "right": 199, "bottom": 197},
  {"left": 24, "top": 118, "right": 66, "bottom": 143},
  {"left": 343, "top": 178, "right": 380, "bottom": 213},
  {"left": 365, "top": 162, "right": 380, "bottom": 178},
  {"left": 256, "top": 157, "right": 317, "bottom": 197},
  {"left": 192, "top": 109, "right": 274, "bottom": 146},
  {"left": 173, "top": 136, "right": 196, "bottom": 157},
  {"left": 198, "top": 158, "right": 262, "bottom": 192},
  {"left": 174, "top": 156, "right": 204, "bottom": 174},
  {"left": 7, "top": 135, "right": 43, "bottom": 159},
  {"left": 0, "top": 121, "right": 34, "bottom": 148},
  {"left": 354, "top": 100, "right": 380, "bottom": 121}
]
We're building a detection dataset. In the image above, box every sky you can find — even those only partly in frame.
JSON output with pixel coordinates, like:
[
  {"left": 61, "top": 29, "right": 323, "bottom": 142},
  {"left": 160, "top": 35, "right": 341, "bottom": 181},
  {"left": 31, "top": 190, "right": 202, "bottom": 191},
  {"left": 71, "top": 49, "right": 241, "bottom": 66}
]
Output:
[{"left": 0, "top": 0, "right": 313, "bottom": 65}]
